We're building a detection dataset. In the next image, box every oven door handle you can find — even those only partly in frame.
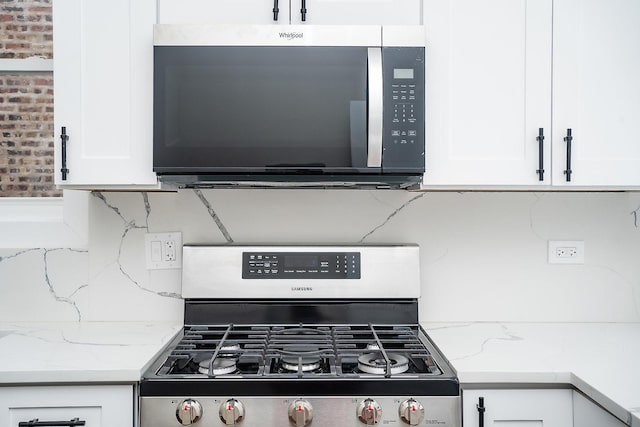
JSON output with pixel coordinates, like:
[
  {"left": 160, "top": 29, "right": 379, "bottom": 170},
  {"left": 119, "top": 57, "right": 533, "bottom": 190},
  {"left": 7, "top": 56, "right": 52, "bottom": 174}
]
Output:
[{"left": 367, "top": 47, "right": 383, "bottom": 168}]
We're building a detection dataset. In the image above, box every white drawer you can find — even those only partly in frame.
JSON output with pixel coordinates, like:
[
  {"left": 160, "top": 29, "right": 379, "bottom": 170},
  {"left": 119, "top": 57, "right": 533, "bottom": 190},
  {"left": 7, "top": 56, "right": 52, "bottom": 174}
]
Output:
[{"left": 0, "top": 385, "right": 133, "bottom": 427}]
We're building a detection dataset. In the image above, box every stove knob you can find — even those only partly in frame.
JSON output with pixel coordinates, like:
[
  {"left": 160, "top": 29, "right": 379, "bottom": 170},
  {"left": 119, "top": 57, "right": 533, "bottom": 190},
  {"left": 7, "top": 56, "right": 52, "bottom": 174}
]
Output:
[
  {"left": 176, "top": 399, "right": 203, "bottom": 425},
  {"left": 219, "top": 399, "right": 245, "bottom": 425},
  {"left": 288, "top": 399, "right": 313, "bottom": 427},
  {"left": 399, "top": 399, "right": 425, "bottom": 425},
  {"left": 357, "top": 399, "right": 382, "bottom": 425}
]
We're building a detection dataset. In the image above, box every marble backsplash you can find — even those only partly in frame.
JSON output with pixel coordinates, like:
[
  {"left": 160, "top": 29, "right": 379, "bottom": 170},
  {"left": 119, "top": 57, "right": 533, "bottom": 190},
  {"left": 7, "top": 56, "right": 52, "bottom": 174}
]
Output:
[{"left": 1, "top": 190, "right": 639, "bottom": 323}]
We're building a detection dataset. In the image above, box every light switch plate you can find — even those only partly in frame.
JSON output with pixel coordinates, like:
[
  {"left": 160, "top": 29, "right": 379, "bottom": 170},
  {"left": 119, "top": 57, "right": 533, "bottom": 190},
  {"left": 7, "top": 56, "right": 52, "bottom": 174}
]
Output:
[{"left": 145, "top": 232, "right": 182, "bottom": 270}]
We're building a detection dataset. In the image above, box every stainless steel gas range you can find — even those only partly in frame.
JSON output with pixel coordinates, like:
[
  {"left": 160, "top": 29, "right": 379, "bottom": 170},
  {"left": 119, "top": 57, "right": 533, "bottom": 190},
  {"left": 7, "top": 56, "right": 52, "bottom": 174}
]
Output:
[{"left": 140, "top": 245, "right": 460, "bottom": 427}]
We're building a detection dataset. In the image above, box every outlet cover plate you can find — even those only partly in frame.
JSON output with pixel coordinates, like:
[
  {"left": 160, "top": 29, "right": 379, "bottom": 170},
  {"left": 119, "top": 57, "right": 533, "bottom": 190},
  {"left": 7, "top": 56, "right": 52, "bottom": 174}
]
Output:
[
  {"left": 145, "top": 232, "right": 182, "bottom": 270},
  {"left": 548, "top": 240, "right": 585, "bottom": 264}
]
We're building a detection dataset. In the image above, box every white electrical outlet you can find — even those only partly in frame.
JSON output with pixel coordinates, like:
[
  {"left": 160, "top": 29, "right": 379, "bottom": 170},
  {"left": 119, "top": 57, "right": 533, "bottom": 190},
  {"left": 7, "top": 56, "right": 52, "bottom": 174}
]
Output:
[
  {"left": 165, "top": 240, "right": 176, "bottom": 261},
  {"left": 145, "top": 232, "right": 182, "bottom": 270},
  {"left": 548, "top": 240, "right": 585, "bottom": 264}
]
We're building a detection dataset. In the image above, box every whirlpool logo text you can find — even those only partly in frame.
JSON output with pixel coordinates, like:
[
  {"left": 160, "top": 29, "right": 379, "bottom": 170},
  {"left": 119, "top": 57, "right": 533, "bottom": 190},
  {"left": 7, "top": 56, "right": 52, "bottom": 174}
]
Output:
[{"left": 279, "top": 32, "right": 304, "bottom": 40}]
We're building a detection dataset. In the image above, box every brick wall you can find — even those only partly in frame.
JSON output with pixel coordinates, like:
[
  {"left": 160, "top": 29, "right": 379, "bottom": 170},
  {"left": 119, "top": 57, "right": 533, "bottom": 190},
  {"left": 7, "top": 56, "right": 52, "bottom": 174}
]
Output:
[
  {"left": 0, "top": 73, "right": 57, "bottom": 196},
  {"left": 0, "top": 0, "right": 52, "bottom": 59},
  {"left": 0, "top": 0, "right": 58, "bottom": 197}
]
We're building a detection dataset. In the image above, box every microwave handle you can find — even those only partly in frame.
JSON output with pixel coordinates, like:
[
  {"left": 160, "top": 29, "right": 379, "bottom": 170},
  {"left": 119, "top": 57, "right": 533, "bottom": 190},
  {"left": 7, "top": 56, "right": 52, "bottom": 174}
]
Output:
[{"left": 367, "top": 47, "right": 383, "bottom": 168}]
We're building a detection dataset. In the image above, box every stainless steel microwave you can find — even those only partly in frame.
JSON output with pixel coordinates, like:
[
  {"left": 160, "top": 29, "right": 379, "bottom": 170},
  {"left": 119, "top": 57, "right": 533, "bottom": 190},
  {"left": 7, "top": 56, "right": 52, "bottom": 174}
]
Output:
[{"left": 153, "top": 25, "right": 425, "bottom": 189}]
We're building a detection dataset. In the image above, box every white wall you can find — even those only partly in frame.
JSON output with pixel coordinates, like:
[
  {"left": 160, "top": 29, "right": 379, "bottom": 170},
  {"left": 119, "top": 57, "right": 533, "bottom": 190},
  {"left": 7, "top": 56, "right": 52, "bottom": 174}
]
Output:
[{"left": 1, "top": 190, "right": 639, "bottom": 323}]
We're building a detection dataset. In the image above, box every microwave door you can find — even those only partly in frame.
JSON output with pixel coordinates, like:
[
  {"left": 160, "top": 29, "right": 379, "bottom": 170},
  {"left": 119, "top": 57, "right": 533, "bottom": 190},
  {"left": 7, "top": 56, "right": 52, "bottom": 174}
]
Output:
[
  {"left": 153, "top": 46, "right": 376, "bottom": 174},
  {"left": 367, "top": 47, "right": 383, "bottom": 168}
]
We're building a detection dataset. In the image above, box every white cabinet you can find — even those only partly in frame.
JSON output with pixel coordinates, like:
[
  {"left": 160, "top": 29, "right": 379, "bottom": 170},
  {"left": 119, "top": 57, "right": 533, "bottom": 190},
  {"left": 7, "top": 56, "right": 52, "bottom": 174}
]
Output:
[
  {"left": 552, "top": 0, "right": 640, "bottom": 187},
  {"left": 158, "top": 0, "right": 421, "bottom": 25},
  {"left": 573, "top": 392, "right": 626, "bottom": 427},
  {"left": 0, "top": 385, "right": 133, "bottom": 427},
  {"left": 423, "top": 0, "right": 552, "bottom": 187},
  {"left": 424, "top": 0, "right": 640, "bottom": 189},
  {"left": 289, "top": 0, "right": 422, "bottom": 25},
  {"left": 158, "top": 0, "right": 290, "bottom": 25},
  {"left": 462, "top": 389, "right": 573, "bottom": 427},
  {"left": 53, "top": 0, "right": 158, "bottom": 188}
]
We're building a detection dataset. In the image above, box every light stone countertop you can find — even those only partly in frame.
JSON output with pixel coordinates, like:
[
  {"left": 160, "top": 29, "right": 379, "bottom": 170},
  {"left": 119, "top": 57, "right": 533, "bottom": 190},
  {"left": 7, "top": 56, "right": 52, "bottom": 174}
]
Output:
[
  {"left": 0, "top": 322, "right": 182, "bottom": 383},
  {"left": 422, "top": 322, "right": 640, "bottom": 426}
]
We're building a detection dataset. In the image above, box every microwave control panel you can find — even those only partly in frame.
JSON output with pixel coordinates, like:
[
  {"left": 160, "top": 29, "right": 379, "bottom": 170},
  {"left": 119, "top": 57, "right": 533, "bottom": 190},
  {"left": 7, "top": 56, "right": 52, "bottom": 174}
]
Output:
[
  {"left": 242, "top": 252, "right": 361, "bottom": 279},
  {"left": 382, "top": 47, "right": 425, "bottom": 173}
]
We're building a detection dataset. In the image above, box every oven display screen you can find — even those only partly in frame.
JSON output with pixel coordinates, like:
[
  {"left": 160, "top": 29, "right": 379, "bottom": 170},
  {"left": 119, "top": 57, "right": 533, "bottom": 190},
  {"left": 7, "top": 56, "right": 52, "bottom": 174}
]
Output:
[
  {"left": 242, "top": 252, "right": 360, "bottom": 280},
  {"left": 284, "top": 255, "right": 318, "bottom": 268}
]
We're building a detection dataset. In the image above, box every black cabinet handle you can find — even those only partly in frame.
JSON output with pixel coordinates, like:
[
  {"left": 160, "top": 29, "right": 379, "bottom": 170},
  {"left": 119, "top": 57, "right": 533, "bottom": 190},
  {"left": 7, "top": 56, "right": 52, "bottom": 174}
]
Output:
[
  {"left": 476, "top": 397, "right": 485, "bottom": 427},
  {"left": 536, "top": 128, "right": 545, "bottom": 181},
  {"left": 563, "top": 128, "right": 573, "bottom": 182},
  {"left": 19, "top": 418, "right": 85, "bottom": 427},
  {"left": 60, "top": 126, "right": 69, "bottom": 181},
  {"left": 301, "top": 0, "right": 307, "bottom": 21},
  {"left": 273, "top": 0, "right": 279, "bottom": 20}
]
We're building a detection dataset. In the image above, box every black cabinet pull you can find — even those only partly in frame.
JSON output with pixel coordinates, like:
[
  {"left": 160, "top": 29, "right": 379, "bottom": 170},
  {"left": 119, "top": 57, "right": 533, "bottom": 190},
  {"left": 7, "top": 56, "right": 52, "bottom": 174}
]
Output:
[
  {"left": 563, "top": 128, "right": 573, "bottom": 182},
  {"left": 476, "top": 397, "right": 485, "bottom": 427},
  {"left": 19, "top": 418, "right": 86, "bottom": 427},
  {"left": 536, "top": 128, "right": 545, "bottom": 181},
  {"left": 60, "top": 126, "right": 69, "bottom": 181},
  {"left": 273, "top": 0, "right": 279, "bottom": 20},
  {"left": 301, "top": 0, "right": 307, "bottom": 21}
]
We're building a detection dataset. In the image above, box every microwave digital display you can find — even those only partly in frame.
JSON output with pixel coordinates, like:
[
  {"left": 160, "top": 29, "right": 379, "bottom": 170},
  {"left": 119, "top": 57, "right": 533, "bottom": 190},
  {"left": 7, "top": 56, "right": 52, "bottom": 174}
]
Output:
[{"left": 393, "top": 68, "right": 414, "bottom": 79}]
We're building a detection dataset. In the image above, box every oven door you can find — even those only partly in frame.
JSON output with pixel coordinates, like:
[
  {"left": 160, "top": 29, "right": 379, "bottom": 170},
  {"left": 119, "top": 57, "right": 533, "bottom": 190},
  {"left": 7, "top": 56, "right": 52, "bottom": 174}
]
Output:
[{"left": 153, "top": 45, "right": 382, "bottom": 175}]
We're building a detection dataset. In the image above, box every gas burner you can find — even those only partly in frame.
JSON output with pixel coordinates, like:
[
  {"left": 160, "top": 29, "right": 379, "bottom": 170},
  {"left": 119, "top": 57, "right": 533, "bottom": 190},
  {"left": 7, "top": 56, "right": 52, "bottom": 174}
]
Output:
[
  {"left": 198, "top": 357, "right": 237, "bottom": 375},
  {"left": 366, "top": 342, "right": 380, "bottom": 350},
  {"left": 357, "top": 352, "right": 409, "bottom": 375},
  {"left": 281, "top": 355, "right": 322, "bottom": 372},
  {"left": 272, "top": 326, "right": 331, "bottom": 337},
  {"left": 277, "top": 343, "right": 324, "bottom": 373}
]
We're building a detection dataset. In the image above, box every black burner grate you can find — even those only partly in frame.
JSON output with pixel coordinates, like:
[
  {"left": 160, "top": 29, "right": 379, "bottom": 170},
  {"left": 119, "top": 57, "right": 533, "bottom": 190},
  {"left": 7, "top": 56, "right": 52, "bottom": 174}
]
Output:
[
  {"left": 333, "top": 325, "right": 441, "bottom": 377},
  {"left": 157, "top": 324, "right": 441, "bottom": 378}
]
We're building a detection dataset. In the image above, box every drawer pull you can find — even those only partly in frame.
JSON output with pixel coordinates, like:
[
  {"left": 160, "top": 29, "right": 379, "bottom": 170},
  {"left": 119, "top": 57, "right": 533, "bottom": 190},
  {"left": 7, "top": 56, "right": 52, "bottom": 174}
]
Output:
[
  {"left": 18, "top": 418, "right": 86, "bottom": 427},
  {"left": 476, "top": 397, "right": 485, "bottom": 427}
]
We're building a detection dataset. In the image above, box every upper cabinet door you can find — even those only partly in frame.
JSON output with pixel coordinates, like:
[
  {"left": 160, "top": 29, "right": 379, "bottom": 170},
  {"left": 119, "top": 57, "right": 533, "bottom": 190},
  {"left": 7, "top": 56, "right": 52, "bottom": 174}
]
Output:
[
  {"left": 290, "top": 0, "right": 421, "bottom": 25},
  {"left": 552, "top": 0, "right": 640, "bottom": 187},
  {"left": 423, "top": 0, "right": 552, "bottom": 187},
  {"left": 53, "top": 0, "right": 157, "bottom": 187},
  {"left": 158, "top": 0, "right": 289, "bottom": 24}
]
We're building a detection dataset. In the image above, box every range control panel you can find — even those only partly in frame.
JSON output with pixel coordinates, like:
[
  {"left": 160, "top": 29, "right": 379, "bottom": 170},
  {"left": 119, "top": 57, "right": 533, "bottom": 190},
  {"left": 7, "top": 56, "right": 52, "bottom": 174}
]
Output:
[{"left": 242, "top": 252, "right": 361, "bottom": 279}]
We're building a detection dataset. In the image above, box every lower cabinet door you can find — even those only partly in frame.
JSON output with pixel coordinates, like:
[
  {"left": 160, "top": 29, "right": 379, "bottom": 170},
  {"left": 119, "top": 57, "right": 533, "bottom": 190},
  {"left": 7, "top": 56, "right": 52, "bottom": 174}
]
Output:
[
  {"left": 0, "top": 385, "right": 133, "bottom": 427},
  {"left": 463, "top": 389, "right": 573, "bottom": 427},
  {"left": 573, "top": 391, "right": 626, "bottom": 427},
  {"left": 10, "top": 407, "right": 102, "bottom": 426}
]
